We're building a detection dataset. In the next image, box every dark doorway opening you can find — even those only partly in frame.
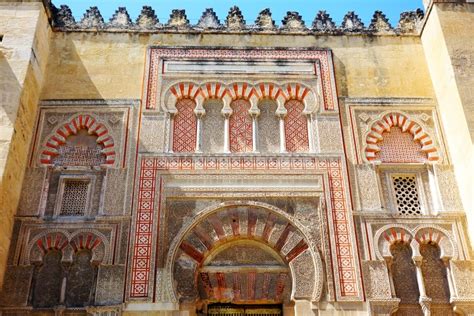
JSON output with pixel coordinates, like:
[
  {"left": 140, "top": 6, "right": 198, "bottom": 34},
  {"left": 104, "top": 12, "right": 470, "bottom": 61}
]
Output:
[{"left": 206, "top": 304, "right": 282, "bottom": 316}]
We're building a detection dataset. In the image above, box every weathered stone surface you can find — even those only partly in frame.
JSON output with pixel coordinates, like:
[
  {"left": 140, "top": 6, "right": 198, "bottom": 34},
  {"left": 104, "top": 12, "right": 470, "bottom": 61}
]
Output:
[
  {"left": 136, "top": 6, "right": 158, "bottom": 28},
  {"left": 196, "top": 8, "right": 221, "bottom": 29},
  {"left": 79, "top": 6, "right": 105, "bottom": 28},
  {"left": 0, "top": 265, "right": 33, "bottom": 306},
  {"left": 94, "top": 265, "right": 125, "bottom": 305},
  {"left": 312, "top": 11, "right": 336, "bottom": 31}
]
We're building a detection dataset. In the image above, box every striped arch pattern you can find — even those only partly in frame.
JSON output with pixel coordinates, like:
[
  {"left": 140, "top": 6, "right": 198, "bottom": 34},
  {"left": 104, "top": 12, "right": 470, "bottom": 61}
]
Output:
[
  {"left": 364, "top": 112, "right": 439, "bottom": 163},
  {"left": 69, "top": 233, "right": 103, "bottom": 253},
  {"left": 36, "top": 232, "right": 69, "bottom": 255},
  {"left": 164, "top": 81, "right": 317, "bottom": 111},
  {"left": 27, "top": 231, "right": 107, "bottom": 265},
  {"left": 40, "top": 114, "right": 116, "bottom": 166},
  {"left": 375, "top": 225, "right": 457, "bottom": 260}
]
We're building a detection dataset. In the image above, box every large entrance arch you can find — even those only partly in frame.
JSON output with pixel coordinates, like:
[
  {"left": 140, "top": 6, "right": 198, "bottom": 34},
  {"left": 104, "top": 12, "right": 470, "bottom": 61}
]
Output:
[{"left": 164, "top": 201, "right": 324, "bottom": 307}]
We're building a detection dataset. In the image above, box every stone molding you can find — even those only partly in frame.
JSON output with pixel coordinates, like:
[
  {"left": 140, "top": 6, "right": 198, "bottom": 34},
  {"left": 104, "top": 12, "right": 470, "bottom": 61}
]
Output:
[{"left": 49, "top": 5, "right": 425, "bottom": 35}]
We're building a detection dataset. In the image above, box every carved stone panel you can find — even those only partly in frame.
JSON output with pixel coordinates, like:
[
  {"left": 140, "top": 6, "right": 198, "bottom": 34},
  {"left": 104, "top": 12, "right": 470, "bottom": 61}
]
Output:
[{"left": 361, "top": 260, "right": 391, "bottom": 299}]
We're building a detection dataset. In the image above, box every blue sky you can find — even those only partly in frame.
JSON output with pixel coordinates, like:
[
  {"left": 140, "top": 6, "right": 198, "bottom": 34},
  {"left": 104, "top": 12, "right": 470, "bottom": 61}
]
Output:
[{"left": 54, "top": 0, "right": 424, "bottom": 26}]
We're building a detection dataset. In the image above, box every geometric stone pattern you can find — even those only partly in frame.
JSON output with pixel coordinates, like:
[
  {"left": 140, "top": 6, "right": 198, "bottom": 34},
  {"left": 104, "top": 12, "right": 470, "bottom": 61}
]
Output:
[
  {"left": 130, "top": 155, "right": 360, "bottom": 300},
  {"left": 59, "top": 180, "right": 90, "bottom": 216},
  {"left": 391, "top": 175, "right": 422, "bottom": 216},
  {"left": 284, "top": 100, "right": 309, "bottom": 152},
  {"left": 376, "top": 127, "right": 427, "bottom": 163},
  {"left": 229, "top": 99, "right": 253, "bottom": 153},
  {"left": 172, "top": 98, "right": 197, "bottom": 153}
]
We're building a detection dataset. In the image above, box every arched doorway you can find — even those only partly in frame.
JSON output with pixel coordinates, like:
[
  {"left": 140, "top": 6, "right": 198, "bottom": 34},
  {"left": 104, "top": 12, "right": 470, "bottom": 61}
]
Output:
[{"left": 166, "top": 201, "right": 323, "bottom": 314}]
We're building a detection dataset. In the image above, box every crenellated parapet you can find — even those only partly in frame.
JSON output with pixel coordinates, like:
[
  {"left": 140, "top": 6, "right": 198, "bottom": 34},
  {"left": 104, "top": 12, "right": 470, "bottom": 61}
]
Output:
[{"left": 49, "top": 4, "right": 425, "bottom": 35}]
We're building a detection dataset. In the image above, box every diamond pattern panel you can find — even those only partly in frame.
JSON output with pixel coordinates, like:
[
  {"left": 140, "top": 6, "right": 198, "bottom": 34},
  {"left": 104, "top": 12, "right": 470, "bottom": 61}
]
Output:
[
  {"left": 172, "top": 98, "right": 197, "bottom": 152},
  {"left": 230, "top": 99, "right": 253, "bottom": 153},
  {"left": 284, "top": 100, "right": 309, "bottom": 152}
]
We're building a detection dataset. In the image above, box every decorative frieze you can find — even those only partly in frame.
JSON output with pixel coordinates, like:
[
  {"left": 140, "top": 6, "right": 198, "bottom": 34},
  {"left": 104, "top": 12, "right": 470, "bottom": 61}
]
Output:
[{"left": 50, "top": 5, "right": 425, "bottom": 35}]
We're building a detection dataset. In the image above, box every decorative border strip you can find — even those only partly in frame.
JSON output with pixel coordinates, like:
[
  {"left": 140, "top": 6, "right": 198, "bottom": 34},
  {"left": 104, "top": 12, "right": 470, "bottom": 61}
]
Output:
[
  {"left": 129, "top": 155, "right": 361, "bottom": 300},
  {"left": 143, "top": 48, "right": 338, "bottom": 112}
]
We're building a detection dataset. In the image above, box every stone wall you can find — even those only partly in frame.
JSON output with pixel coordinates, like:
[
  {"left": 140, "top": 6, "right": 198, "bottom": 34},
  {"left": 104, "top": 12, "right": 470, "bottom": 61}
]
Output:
[{"left": 0, "top": 1, "right": 51, "bottom": 285}]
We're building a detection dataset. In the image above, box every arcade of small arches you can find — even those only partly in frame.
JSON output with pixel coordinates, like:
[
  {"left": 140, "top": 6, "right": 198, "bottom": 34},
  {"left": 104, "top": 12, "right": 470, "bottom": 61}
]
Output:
[
  {"left": 21, "top": 230, "right": 109, "bottom": 309},
  {"left": 164, "top": 82, "right": 319, "bottom": 154},
  {"left": 374, "top": 225, "right": 457, "bottom": 315}
]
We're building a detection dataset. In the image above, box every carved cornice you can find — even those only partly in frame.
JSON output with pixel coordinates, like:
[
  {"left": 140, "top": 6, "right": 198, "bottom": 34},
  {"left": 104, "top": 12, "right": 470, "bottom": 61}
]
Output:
[{"left": 48, "top": 4, "right": 425, "bottom": 36}]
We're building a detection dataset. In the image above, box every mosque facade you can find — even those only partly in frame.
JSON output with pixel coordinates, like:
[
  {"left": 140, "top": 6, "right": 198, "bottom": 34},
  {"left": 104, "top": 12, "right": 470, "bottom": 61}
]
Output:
[{"left": 0, "top": 0, "right": 473, "bottom": 315}]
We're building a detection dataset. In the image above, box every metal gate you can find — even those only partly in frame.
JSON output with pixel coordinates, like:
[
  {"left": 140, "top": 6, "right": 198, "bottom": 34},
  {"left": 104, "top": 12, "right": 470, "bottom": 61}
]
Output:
[{"left": 207, "top": 305, "right": 282, "bottom": 316}]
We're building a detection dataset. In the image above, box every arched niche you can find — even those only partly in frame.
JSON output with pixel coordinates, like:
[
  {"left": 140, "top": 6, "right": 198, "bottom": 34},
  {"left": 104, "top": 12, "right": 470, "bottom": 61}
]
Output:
[
  {"left": 66, "top": 249, "right": 98, "bottom": 307},
  {"left": 201, "top": 98, "right": 225, "bottom": 153},
  {"left": 166, "top": 201, "right": 323, "bottom": 305},
  {"left": 229, "top": 99, "right": 253, "bottom": 153},
  {"left": 40, "top": 114, "right": 115, "bottom": 167},
  {"left": 257, "top": 98, "right": 279, "bottom": 153},
  {"left": 364, "top": 112, "right": 440, "bottom": 163},
  {"left": 32, "top": 250, "right": 65, "bottom": 308},
  {"left": 390, "top": 242, "right": 423, "bottom": 316}
]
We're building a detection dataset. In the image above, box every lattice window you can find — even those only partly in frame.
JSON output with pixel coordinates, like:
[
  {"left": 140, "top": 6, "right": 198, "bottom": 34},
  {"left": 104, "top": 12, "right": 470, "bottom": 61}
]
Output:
[
  {"left": 172, "top": 98, "right": 197, "bottom": 152},
  {"left": 284, "top": 100, "right": 309, "bottom": 152},
  {"left": 229, "top": 99, "right": 253, "bottom": 153},
  {"left": 375, "top": 127, "right": 427, "bottom": 163},
  {"left": 53, "top": 130, "right": 106, "bottom": 166},
  {"left": 59, "top": 180, "right": 90, "bottom": 216},
  {"left": 391, "top": 174, "right": 422, "bottom": 216}
]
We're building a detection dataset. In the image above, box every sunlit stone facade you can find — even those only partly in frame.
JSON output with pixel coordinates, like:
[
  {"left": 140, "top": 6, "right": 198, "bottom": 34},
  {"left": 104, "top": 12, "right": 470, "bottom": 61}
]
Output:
[{"left": 0, "top": 0, "right": 473, "bottom": 315}]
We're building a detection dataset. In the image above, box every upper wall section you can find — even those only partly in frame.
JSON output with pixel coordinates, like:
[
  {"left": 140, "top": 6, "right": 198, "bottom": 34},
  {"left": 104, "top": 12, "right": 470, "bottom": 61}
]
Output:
[
  {"left": 39, "top": 4, "right": 436, "bottom": 101},
  {"left": 40, "top": 34, "right": 435, "bottom": 100}
]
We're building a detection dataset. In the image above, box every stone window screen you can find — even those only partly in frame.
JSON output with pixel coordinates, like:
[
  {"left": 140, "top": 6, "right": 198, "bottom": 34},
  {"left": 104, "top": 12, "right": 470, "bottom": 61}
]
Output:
[
  {"left": 55, "top": 175, "right": 94, "bottom": 217},
  {"left": 390, "top": 174, "right": 422, "bottom": 216}
]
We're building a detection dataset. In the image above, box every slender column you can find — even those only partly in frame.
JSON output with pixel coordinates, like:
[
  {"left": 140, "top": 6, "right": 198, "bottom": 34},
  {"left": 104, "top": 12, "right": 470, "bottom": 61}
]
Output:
[
  {"left": 168, "top": 113, "right": 175, "bottom": 153},
  {"left": 251, "top": 113, "right": 259, "bottom": 153},
  {"left": 385, "top": 257, "right": 397, "bottom": 298},
  {"left": 195, "top": 113, "right": 203, "bottom": 153},
  {"left": 427, "top": 165, "right": 442, "bottom": 215},
  {"left": 413, "top": 256, "right": 431, "bottom": 316},
  {"left": 223, "top": 113, "right": 231, "bottom": 153},
  {"left": 307, "top": 114, "right": 314, "bottom": 153},
  {"left": 442, "top": 258, "right": 457, "bottom": 300},
  {"left": 279, "top": 115, "right": 287, "bottom": 153}
]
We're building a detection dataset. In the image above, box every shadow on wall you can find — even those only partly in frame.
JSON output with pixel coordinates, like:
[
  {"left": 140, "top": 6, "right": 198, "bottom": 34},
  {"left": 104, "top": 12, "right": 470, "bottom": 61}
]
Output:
[
  {"left": 41, "top": 34, "right": 104, "bottom": 100},
  {"left": 0, "top": 50, "right": 30, "bottom": 287}
]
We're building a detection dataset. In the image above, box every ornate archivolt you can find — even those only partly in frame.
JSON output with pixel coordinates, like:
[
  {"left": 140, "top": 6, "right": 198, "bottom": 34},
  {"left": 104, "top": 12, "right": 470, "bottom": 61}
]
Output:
[
  {"left": 163, "top": 81, "right": 320, "bottom": 116},
  {"left": 363, "top": 111, "right": 440, "bottom": 163},
  {"left": 374, "top": 224, "right": 458, "bottom": 261},
  {"left": 25, "top": 229, "right": 111, "bottom": 265},
  {"left": 39, "top": 114, "right": 116, "bottom": 166},
  {"left": 164, "top": 200, "right": 323, "bottom": 303}
]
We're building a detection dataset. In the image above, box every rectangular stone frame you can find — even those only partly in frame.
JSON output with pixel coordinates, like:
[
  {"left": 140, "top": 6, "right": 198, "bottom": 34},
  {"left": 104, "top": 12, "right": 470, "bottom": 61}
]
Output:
[{"left": 127, "top": 155, "right": 363, "bottom": 302}]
